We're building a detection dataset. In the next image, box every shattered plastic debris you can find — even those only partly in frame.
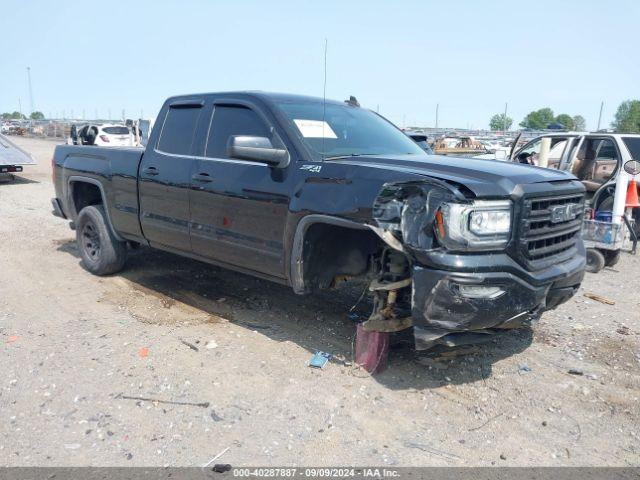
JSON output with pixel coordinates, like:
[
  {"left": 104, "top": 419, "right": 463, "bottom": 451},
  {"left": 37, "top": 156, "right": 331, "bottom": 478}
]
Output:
[
  {"left": 7, "top": 335, "right": 18, "bottom": 343},
  {"left": 518, "top": 363, "right": 532, "bottom": 373},
  {"left": 138, "top": 347, "right": 149, "bottom": 358},
  {"left": 205, "top": 340, "right": 218, "bottom": 349},
  {"left": 308, "top": 351, "right": 331, "bottom": 369},
  {"left": 210, "top": 410, "right": 223, "bottom": 422}
]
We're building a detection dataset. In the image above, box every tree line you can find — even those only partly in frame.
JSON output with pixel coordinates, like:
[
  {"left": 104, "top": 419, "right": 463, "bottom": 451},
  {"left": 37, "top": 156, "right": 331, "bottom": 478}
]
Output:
[
  {"left": 489, "top": 100, "right": 640, "bottom": 133},
  {"left": 1, "top": 111, "right": 45, "bottom": 120}
]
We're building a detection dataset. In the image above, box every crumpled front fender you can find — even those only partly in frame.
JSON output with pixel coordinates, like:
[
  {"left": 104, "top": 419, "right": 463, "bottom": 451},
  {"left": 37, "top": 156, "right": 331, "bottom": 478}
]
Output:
[{"left": 371, "top": 180, "right": 465, "bottom": 254}]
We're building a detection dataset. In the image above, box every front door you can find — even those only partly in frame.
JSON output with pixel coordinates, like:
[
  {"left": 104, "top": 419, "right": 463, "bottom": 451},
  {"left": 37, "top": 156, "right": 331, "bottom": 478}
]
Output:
[
  {"left": 567, "top": 136, "right": 621, "bottom": 201},
  {"left": 189, "top": 102, "right": 291, "bottom": 278},
  {"left": 139, "top": 100, "right": 204, "bottom": 250}
]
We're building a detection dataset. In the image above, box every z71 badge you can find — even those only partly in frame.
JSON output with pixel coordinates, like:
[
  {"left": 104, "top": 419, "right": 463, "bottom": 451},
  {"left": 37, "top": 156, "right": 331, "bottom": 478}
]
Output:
[{"left": 300, "top": 164, "right": 322, "bottom": 173}]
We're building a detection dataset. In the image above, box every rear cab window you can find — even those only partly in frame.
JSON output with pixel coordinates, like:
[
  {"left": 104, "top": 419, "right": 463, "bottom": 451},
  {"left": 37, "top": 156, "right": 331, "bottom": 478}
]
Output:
[{"left": 157, "top": 103, "right": 203, "bottom": 155}]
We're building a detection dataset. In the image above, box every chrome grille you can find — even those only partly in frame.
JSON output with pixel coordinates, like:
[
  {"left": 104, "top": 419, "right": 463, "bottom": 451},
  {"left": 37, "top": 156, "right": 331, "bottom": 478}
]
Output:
[{"left": 520, "top": 192, "right": 584, "bottom": 265}]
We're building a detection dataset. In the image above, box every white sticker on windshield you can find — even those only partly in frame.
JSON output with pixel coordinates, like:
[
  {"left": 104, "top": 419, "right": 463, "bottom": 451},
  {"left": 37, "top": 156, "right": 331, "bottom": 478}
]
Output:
[{"left": 293, "top": 119, "right": 337, "bottom": 139}]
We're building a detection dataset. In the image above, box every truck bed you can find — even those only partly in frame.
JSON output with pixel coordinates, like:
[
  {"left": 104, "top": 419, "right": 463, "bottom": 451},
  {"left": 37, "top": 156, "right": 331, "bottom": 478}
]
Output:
[
  {"left": 53, "top": 144, "right": 145, "bottom": 241},
  {"left": 0, "top": 134, "right": 38, "bottom": 166}
]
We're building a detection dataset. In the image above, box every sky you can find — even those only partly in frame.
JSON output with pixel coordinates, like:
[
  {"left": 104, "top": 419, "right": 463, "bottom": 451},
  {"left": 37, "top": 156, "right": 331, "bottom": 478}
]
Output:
[{"left": 1, "top": 0, "right": 638, "bottom": 130}]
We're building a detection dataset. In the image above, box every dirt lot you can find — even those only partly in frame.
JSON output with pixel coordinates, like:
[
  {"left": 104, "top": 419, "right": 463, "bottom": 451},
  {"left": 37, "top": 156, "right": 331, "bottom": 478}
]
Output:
[{"left": 1, "top": 137, "right": 639, "bottom": 467}]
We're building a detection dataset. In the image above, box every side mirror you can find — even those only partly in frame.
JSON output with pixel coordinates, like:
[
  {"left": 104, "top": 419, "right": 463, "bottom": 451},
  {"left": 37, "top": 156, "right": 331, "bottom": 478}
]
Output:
[
  {"left": 227, "top": 135, "right": 289, "bottom": 168},
  {"left": 623, "top": 160, "right": 640, "bottom": 176}
]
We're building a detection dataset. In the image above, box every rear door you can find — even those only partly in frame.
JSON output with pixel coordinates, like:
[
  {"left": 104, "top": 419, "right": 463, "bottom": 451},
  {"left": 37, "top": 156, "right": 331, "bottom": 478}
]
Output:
[
  {"left": 189, "top": 100, "right": 291, "bottom": 277},
  {"left": 138, "top": 99, "right": 204, "bottom": 251}
]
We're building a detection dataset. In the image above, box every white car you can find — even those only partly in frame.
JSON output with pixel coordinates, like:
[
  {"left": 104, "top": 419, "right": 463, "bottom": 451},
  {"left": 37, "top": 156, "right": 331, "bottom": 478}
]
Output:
[{"left": 73, "top": 124, "right": 133, "bottom": 147}]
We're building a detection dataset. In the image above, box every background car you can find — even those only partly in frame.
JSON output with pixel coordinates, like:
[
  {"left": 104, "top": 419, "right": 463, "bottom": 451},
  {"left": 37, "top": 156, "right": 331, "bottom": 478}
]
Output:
[{"left": 71, "top": 123, "right": 133, "bottom": 146}]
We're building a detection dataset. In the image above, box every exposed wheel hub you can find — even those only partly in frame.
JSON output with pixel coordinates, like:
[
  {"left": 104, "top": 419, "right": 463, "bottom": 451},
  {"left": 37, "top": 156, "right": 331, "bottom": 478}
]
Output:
[{"left": 81, "top": 222, "right": 101, "bottom": 260}]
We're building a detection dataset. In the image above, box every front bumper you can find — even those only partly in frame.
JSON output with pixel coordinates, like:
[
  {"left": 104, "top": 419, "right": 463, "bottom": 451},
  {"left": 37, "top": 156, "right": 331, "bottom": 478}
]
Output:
[{"left": 411, "top": 248, "right": 585, "bottom": 347}]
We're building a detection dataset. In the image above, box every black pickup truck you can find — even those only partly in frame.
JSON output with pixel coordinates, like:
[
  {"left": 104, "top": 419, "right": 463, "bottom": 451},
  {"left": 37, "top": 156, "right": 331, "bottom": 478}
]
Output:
[{"left": 52, "top": 92, "right": 586, "bottom": 348}]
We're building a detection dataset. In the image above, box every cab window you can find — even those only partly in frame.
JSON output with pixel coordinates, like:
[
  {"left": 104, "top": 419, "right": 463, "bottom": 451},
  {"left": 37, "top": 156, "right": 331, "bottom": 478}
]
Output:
[
  {"left": 205, "top": 105, "right": 270, "bottom": 159},
  {"left": 157, "top": 105, "right": 202, "bottom": 155}
]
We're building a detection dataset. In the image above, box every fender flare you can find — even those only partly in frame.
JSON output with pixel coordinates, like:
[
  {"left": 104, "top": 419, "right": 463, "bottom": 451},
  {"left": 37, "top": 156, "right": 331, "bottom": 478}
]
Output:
[
  {"left": 67, "top": 175, "right": 125, "bottom": 242},
  {"left": 290, "top": 214, "right": 370, "bottom": 294}
]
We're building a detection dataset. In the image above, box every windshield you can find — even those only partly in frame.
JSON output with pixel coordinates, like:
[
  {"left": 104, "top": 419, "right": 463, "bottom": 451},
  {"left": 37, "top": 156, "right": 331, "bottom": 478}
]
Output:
[
  {"left": 102, "top": 126, "right": 130, "bottom": 135},
  {"left": 275, "top": 101, "right": 424, "bottom": 159}
]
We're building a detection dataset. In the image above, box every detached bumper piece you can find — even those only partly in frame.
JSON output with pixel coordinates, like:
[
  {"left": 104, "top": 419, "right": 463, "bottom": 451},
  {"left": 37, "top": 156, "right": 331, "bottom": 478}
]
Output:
[{"left": 411, "top": 265, "right": 583, "bottom": 350}]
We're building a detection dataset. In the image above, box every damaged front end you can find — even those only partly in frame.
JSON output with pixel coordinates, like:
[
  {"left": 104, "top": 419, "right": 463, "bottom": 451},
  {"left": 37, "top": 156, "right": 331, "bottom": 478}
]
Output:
[{"left": 366, "top": 180, "right": 585, "bottom": 350}]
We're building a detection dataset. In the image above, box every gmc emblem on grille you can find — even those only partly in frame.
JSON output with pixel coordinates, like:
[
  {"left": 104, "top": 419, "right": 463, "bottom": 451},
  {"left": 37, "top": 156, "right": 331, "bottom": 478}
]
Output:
[{"left": 550, "top": 204, "right": 581, "bottom": 223}]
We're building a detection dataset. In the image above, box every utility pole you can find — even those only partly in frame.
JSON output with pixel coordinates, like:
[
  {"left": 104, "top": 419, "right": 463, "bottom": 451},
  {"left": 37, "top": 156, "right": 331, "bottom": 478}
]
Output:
[
  {"left": 435, "top": 103, "right": 439, "bottom": 129},
  {"left": 26, "top": 67, "right": 34, "bottom": 116},
  {"left": 108, "top": 109, "right": 112, "bottom": 121},
  {"left": 18, "top": 98, "right": 23, "bottom": 119},
  {"left": 503, "top": 102, "right": 508, "bottom": 132},
  {"left": 597, "top": 101, "right": 604, "bottom": 131}
]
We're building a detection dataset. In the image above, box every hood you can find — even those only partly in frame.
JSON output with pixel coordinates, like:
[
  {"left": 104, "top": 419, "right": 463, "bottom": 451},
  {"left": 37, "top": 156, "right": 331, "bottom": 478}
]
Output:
[{"left": 326, "top": 154, "right": 575, "bottom": 197}]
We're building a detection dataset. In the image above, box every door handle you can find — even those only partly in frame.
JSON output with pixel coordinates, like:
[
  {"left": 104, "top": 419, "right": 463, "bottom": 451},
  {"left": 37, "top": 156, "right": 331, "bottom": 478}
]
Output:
[
  {"left": 142, "top": 166, "right": 159, "bottom": 176},
  {"left": 192, "top": 172, "right": 213, "bottom": 183}
]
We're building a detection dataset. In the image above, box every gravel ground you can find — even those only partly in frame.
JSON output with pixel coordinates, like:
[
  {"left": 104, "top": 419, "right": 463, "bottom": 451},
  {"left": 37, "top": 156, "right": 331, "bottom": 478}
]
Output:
[{"left": 0, "top": 137, "right": 639, "bottom": 467}]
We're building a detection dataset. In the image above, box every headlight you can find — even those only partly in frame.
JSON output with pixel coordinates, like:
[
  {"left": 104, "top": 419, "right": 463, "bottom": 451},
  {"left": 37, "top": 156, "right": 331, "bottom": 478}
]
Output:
[{"left": 435, "top": 200, "right": 512, "bottom": 251}]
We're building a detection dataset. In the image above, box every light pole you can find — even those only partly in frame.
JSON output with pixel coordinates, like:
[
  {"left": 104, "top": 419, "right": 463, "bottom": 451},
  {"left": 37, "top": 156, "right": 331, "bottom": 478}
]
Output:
[
  {"left": 597, "top": 101, "right": 604, "bottom": 131},
  {"left": 503, "top": 102, "right": 508, "bottom": 132},
  {"left": 26, "top": 67, "right": 34, "bottom": 117}
]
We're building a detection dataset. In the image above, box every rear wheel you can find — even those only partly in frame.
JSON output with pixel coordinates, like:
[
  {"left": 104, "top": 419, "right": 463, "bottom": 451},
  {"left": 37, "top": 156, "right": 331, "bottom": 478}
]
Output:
[
  {"left": 585, "top": 248, "right": 605, "bottom": 273},
  {"left": 76, "top": 205, "right": 126, "bottom": 275}
]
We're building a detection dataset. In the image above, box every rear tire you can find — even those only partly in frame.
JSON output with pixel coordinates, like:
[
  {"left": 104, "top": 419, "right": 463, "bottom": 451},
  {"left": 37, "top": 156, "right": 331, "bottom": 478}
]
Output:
[
  {"left": 585, "top": 248, "right": 605, "bottom": 273},
  {"left": 603, "top": 249, "right": 621, "bottom": 267},
  {"left": 76, "top": 205, "right": 126, "bottom": 275}
]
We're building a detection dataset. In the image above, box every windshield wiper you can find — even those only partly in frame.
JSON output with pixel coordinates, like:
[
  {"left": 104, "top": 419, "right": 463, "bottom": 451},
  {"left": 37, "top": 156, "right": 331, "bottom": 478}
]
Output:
[
  {"left": 323, "top": 152, "right": 417, "bottom": 161},
  {"left": 323, "top": 153, "right": 385, "bottom": 161}
]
